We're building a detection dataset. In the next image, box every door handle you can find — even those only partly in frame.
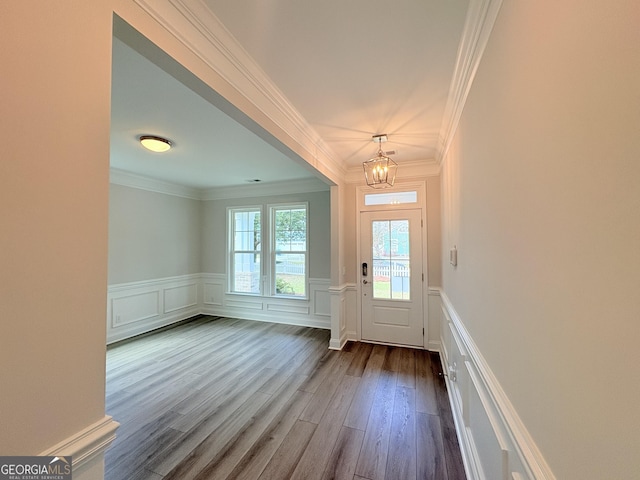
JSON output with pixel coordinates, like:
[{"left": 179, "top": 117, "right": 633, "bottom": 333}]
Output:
[{"left": 362, "top": 279, "right": 369, "bottom": 284}]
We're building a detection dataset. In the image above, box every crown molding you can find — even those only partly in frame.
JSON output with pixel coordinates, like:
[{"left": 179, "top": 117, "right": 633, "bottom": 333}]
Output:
[
  {"left": 345, "top": 158, "right": 441, "bottom": 185},
  {"left": 437, "top": 0, "right": 504, "bottom": 165},
  {"left": 133, "top": 0, "right": 347, "bottom": 185},
  {"left": 111, "top": 168, "right": 329, "bottom": 200},
  {"left": 201, "top": 177, "right": 329, "bottom": 201},
  {"left": 110, "top": 168, "right": 202, "bottom": 199}
]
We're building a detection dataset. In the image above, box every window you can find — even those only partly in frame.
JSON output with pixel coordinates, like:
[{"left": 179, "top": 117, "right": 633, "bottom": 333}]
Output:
[
  {"left": 271, "top": 204, "right": 307, "bottom": 297},
  {"left": 372, "top": 219, "right": 410, "bottom": 300},
  {"left": 230, "top": 208, "right": 261, "bottom": 294},
  {"left": 228, "top": 203, "right": 308, "bottom": 298},
  {"left": 364, "top": 190, "right": 417, "bottom": 206}
]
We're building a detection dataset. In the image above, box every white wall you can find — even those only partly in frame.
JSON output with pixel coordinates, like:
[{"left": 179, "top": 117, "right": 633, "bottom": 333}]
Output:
[
  {"left": 0, "top": 0, "right": 115, "bottom": 472},
  {"left": 109, "top": 184, "right": 202, "bottom": 284},
  {"left": 441, "top": 1, "right": 640, "bottom": 478}
]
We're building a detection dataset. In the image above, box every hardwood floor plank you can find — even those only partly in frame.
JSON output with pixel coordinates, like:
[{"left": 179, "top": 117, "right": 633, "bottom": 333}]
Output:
[
  {"left": 382, "top": 345, "right": 401, "bottom": 372},
  {"left": 430, "top": 352, "right": 456, "bottom": 432},
  {"left": 415, "top": 350, "right": 438, "bottom": 415},
  {"left": 300, "top": 351, "right": 354, "bottom": 424},
  {"left": 257, "top": 368, "right": 290, "bottom": 395},
  {"left": 227, "top": 389, "right": 313, "bottom": 480},
  {"left": 320, "top": 426, "right": 365, "bottom": 480},
  {"left": 442, "top": 424, "right": 466, "bottom": 480},
  {"left": 397, "top": 347, "right": 416, "bottom": 388},
  {"left": 161, "top": 391, "right": 272, "bottom": 479},
  {"left": 257, "top": 420, "right": 317, "bottom": 480},
  {"left": 298, "top": 348, "right": 342, "bottom": 393},
  {"left": 354, "top": 369, "right": 398, "bottom": 480},
  {"left": 150, "top": 370, "right": 293, "bottom": 474},
  {"left": 285, "top": 329, "right": 332, "bottom": 375},
  {"left": 187, "top": 374, "right": 309, "bottom": 480},
  {"left": 105, "top": 410, "right": 183, "bottom": 476},
  {"left": 290, "top": 375, "right": 361, "bottom": 480},
  {"left": 416, "top": 413, "right": 446, "bottom": 480},
  {"left": 345, "top": 342, "right": 374, "bottom": 377},
  {"left": 385, "top": 386, "right": 417, "bottom": 480},
  {"left": 343, "top": 344, "right": 386, "bottom": 431},
  {"left": 169, "top": 363, "right": 275, "bottom": 432}
]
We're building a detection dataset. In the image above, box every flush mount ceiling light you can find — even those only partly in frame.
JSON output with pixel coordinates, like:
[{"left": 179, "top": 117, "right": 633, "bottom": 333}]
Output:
[
  {"left": 139, "top": 135, "right": 172, "bottom": 153},
  {"left": 363, "top": 134, "right": 398, "bottom": 189}
]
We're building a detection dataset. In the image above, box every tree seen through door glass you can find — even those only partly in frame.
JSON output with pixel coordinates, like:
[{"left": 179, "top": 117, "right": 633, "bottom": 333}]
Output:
[{"left": 371, "top": 220, "right": 410, "bottom": 300}]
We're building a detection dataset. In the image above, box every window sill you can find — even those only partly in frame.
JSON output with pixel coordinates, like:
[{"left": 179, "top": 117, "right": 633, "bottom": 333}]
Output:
[{"left": 225, "top": 291, "right": 309, "bottom": 301}]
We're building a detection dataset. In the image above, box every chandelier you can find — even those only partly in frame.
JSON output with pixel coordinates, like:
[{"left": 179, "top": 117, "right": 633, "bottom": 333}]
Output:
[{"left": 363, "top": 134, "right": 397, "bottom": 188}]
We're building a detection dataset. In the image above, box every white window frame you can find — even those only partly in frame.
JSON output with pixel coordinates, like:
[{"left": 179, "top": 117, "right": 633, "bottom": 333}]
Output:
[
  {"left": 268, "top": 202, "right": 309, "bottom": 299},
  {"left": 228, "top": 206, "right": 263, "bottom": 295}
]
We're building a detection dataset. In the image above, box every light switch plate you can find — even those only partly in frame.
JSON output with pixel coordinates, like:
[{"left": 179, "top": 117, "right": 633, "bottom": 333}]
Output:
[{"left": 450, "top": 246, "right": 458, "bottom": 266}]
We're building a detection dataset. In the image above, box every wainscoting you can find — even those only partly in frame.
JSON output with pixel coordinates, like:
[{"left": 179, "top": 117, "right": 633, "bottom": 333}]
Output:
[
  {"left": 107, "top": 274, "right": 331, "bottom": 344},
  {"left": 438, "top": 291, "right": 554, "bottom": 480}
]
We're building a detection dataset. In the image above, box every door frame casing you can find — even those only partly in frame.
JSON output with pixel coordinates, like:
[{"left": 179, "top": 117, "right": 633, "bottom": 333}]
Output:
[{"left": 356, "top": 181, "right": 429, "bottom": 348}]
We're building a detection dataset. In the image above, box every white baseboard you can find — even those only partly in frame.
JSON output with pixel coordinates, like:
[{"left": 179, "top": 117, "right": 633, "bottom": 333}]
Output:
[
  {"left": 108, "top": 274, "right": 332, "bottom": 343},
  {"left": 39, "top": 416, "right": 119, "bottom": 479},
  {"left": 439, "top": 292, "right": 556, "bottom": 480}
]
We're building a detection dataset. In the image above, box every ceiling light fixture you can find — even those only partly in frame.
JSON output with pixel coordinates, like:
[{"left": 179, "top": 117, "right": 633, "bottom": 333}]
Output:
[
  {"left": 363, "top": 134, "right": 397, "bottom": 189},
  {"left": 139, "top": 135, "right": 172, "bottom": 153}
]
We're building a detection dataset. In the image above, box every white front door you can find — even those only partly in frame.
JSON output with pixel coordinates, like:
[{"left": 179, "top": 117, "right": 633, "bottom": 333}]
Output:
[{"left": 360, "top": 209, "right": 424, "bottom": 347}]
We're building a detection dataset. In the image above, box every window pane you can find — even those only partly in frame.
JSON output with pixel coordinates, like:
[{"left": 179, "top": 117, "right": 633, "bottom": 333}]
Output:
[
  {"left": 231, "top": 209, "right": 261, "bottom": 294},
  {"left": 275, "top": 230, "right": 291, "bottom": 251},
  {"left": 234, "top": 231, "right": 252, "bottom": 250},
  {"left": 233, "top": 253, "right": 260, "bottom": 293},
  {"left": 372, "top": 220, "right": 410, "bottom": 300},
  {"left": 273, "top": 205, "right": 307, "bottom": 296},
  {"left": 372, "top": 258, "right": 391, "bottom": 299},
  {"left": 275, "top": 253, "right": 305, "bottom": 297},
  {"left": 364, "top": 191, "right": 417, "bottom": 206}
]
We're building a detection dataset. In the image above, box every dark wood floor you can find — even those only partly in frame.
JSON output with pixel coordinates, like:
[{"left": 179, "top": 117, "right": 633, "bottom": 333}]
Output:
[{"left": 105, "top": 316, "right": 466, "bottom": 480}]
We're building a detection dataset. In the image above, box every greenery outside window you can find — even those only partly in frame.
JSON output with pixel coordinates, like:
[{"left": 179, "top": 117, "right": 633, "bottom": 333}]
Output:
[{"left": 271, "top": 204, "right": 308, "bottom": 298}]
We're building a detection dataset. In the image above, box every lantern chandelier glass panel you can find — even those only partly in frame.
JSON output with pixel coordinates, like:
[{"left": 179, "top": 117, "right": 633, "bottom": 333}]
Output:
[{"left": 363, "top": 134, "right": 397, "bottom": 189}]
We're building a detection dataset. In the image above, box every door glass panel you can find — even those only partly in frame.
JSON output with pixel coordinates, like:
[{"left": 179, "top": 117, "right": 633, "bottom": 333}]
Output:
[{"left": 371, "top": 220, "right": 410, "bottom": 300}]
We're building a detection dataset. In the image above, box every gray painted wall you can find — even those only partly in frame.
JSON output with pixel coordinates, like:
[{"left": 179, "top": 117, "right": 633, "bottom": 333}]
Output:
[
  {"left": 108, "top": 185, "right": 331, "bottom": 284},
  {"left": 108, "top": 184, "right": 202, "bottom": 284}
]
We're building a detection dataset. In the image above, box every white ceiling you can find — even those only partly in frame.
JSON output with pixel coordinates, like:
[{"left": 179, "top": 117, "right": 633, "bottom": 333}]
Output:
[{"left": 110, "top": 0, "right": 470, "bottom": 189}]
